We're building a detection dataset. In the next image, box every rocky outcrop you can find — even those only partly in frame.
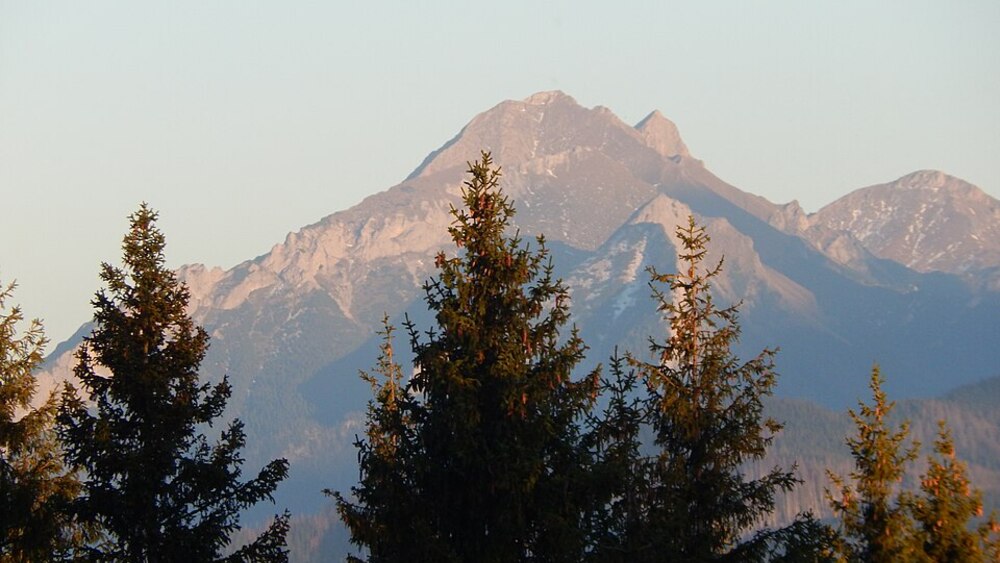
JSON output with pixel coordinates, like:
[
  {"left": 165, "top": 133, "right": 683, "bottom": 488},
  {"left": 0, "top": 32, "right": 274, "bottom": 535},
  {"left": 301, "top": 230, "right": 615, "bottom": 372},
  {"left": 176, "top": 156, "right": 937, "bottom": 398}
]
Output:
[{"left": 807, "top": 170, "right": 1000, "bottom": 274}]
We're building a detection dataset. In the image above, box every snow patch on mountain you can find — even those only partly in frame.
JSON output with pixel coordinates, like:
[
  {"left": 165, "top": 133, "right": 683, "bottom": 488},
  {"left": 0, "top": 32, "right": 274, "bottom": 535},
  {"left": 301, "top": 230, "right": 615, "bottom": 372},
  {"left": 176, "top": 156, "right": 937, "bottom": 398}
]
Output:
[{"left": 806, "top": 170, "right": 1000, "bottom": 274}]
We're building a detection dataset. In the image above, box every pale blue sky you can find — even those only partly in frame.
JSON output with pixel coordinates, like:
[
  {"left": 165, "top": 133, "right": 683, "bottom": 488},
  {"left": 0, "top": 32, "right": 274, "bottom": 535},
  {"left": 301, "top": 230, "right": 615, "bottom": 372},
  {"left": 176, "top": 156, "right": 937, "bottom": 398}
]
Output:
[{"left": 2, "top": 1, "right": 998, "bottom": 346}]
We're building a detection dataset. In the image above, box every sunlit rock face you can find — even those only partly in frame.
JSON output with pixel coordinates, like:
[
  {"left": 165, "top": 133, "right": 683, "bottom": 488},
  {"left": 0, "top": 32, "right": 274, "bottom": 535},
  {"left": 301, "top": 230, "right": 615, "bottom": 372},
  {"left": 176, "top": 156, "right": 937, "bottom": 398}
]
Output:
[
  {"left": 38, "top": 92, "right": 1000, "bottom": 522},
  {"left": 807, "top": 170, "right": 1000, "bottom": 274}
]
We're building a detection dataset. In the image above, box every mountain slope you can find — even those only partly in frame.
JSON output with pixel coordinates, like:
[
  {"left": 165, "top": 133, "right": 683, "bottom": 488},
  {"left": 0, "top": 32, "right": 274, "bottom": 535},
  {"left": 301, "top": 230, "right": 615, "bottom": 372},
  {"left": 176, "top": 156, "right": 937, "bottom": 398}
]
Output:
[
  {"left": 807, "top": 170, "right": 1000, "bottom": 275},
  {"left": 37, "top": 91, "right": 1000, "bottom": 531}
]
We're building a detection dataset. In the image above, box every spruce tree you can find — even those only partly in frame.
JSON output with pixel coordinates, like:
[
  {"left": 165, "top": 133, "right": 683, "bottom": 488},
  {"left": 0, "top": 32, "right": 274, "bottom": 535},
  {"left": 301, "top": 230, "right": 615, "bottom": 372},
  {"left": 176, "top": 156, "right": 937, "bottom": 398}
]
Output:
[
  {"left": 57, "top": 204, "right": 290, "bottom": 562},
  {"left": 582, "top": 351, "right": 651, "bottom": 560},
  {"left": 826, "top": 367, "right": 921, "bottom": 563},
  {"left": 905, "top": 421, "right": 1000, "bottom": 561},
  {"left": 0, "top": 280, "right": 83, "bottom": 561},
  {"left": 329, "top": 319, "right": 428, "bottom": 562},
  {"left": 602, "top": 216, "right": 817, "bottom": 561},
  {"left": 335, "top": 152, "right": 598, "bottom": 562}
]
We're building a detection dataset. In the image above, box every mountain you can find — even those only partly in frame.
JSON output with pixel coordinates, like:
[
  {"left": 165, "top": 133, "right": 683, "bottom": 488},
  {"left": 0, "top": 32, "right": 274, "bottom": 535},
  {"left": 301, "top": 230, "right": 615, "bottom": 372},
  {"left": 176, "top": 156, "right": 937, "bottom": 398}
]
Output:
[
  {"left": 564, "top": 185, "right": 999, "bottom": 405},
  {"left": 784, "top": 170, "right": 1000, "bottom": 284},
  {"left": 38, "top": 92, "right": 1000, "bottom": 545}
]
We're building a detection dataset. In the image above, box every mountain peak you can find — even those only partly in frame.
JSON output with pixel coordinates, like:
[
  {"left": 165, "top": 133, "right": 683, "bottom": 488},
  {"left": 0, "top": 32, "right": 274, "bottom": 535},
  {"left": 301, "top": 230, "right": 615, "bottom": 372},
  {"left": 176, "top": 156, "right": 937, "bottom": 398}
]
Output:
[
  {"left": 635, "top": 110, "right": 690, "bottom": 159},
  {"left": 523, "top": 90, "right": 575, "bottom": 106},
  {"left": 406, "top": 91, "right": 667, "bottom": 183},
  {"left": 809, "top": 170, "right": 1000, "bottom": 273},
  {"left": 636, "top": 109, "right": 666, "bottom": 122},
  {"left": 873, "top": 170, "right": 998, "bottom": 206},
  {"left": 893, "top": 169, "right": 953, "bottom": 190}
]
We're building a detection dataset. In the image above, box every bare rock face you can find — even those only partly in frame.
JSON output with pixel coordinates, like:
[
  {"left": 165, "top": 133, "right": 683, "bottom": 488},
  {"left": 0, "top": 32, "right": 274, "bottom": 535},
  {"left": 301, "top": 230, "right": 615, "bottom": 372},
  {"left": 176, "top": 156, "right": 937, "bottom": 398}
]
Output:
[
  {"left": 808, "top": 170, "right": 1000, "bottom": 274},
  {"left": 567, "top": 194, "right": 817, "bottom": 339},
  {"left": 635, "top": 110, "right": 690, "bottom": 159},
  {"left": 408, "top": 90, "right": 655, "bottom": 181},
  {"left": 405, "top": 90, "right": 695, "bottom": 252},
  {"left": 767, "top": 201, "right": 810, "bottom": 234},
  {"left": 36, "top": 92, "right": 1000, "bottom": 528}
]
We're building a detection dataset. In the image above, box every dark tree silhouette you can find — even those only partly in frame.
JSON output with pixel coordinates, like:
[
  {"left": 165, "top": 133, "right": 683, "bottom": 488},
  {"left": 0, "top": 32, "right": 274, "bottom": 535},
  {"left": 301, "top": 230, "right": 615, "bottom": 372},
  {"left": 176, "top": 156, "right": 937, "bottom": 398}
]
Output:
[{"left": 58, "top": 204, "right": 290, "bottom": 562}]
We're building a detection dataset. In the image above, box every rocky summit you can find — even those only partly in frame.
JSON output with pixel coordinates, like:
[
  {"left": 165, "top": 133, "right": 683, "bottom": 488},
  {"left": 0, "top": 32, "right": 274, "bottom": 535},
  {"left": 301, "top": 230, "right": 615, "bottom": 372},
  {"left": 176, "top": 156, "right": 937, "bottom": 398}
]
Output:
[
  {"left": 39, "top": 91, "right": 1000, "bottom": 524},
  {"left": 806, "top": 170, "right": 1000, "bottom": 275}
]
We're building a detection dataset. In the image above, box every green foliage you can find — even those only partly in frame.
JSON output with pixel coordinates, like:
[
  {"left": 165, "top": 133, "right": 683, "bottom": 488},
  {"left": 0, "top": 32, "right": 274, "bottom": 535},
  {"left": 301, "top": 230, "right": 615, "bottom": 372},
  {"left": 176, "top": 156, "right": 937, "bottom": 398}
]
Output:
[
  {"left": 329, "top": 319, "right": 428, "bottom": 562},
  {"left": 57, "top": 204, "right": 290, "bottom": 562},
  {"left": 589, "top": 217, "right": 829, "bottom": 562},
  {"left": 0, "top": 281, "right": 84, "bottom": 561},
  {"left": 582, "top": 351, "right": 650, "bottom": 559},
  {"left": 905, "top": 421, "right": 1000, "bottom": 561},
  {"left": 826, "top": 367, "right": 921, "bottom": 562},
  {"left": 335, "top": 153, "right": 599, "bottom": 562},
  {"left": 828, "top": 368, "right": 1000, "bottom": 562}
]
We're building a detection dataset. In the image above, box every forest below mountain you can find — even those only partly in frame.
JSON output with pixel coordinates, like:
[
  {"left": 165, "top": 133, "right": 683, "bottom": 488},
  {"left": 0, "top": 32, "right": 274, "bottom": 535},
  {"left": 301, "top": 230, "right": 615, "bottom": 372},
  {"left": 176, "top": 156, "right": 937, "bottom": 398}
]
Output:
[
  {"left": 10, "top": 91, "right": 1000, "bottom": 561},
  {"left": 7, "top": 157, "right": 999, "bottom": 561},
  {"left": 279, "top": 377, "right": 1000, "bottom": 561}
]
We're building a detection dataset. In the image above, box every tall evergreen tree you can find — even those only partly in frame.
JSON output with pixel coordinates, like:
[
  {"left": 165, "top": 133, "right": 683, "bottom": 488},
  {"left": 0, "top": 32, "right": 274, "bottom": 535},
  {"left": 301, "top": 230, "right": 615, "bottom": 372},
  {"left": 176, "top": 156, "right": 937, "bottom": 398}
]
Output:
[
  {"left": 596, "top": 216, "right": 821, "bottom": 561},
  {"left": 826, "top": 367, "right": 921, "bottom": 563},
  {"left": 0, "top": 280, "right": 83, "bottom": 561},
  {"left": 335, "top": 152, "right": 598, "bottom": 562},
  {"left": 329, "top": 319, "right": 427, "bottom": 562},
  {"left": 582, "top": 351, "right": 651, "bottom": 560},
  {"left": 905, "top": 421, "right": 1000, "bottom": 562},
  {"left": 57, "top": 204, "right": 290, "bottom": 562}
]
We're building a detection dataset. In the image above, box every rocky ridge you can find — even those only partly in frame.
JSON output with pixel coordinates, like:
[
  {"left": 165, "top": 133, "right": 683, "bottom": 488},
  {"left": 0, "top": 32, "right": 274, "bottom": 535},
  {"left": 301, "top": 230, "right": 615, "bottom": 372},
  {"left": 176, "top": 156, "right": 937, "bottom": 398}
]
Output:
[
  {"left": 37, "top": 91, "right": 1000, "bottom": 529},
  {"left": 776, "top": 170, "right": 1000, "bottom": 277}
]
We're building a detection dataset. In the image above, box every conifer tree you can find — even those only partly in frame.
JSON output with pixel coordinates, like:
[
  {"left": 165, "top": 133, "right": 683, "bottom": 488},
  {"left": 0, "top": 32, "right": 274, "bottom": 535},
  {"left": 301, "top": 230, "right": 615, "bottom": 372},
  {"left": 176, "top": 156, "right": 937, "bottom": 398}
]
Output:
[
  {"left": 57, "top": 204, "right": 290, "bottom": 562},
  {"left": 826, "top": 367, "right": 920, "bottom": 563},
  {"left": 582, "top": 351, "right": 651, "bottom": 560},
  {"left": 905, "top": 421, "right": 1000, "bottom": 561},
  {"left": 0, "top": 280, "right": 83, "bottom": 561},
  {"left": 329, "top": 319, "right": 428, "bottom": 562},
  {"left": 335, "top": 152, "right": 598, "bottom": 562},
  {"left": 602, "top": 216, "right": 818, "bottom": 561}
]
